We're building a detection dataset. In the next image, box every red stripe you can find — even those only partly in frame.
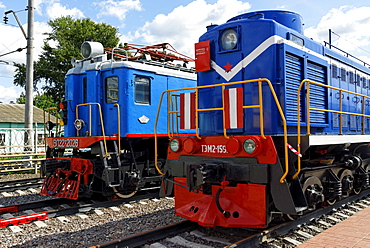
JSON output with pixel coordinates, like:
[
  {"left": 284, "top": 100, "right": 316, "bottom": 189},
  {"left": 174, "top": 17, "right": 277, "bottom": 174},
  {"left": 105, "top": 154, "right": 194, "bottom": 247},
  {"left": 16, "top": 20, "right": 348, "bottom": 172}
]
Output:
[
  {"left": 180, "top": 93, "right": 185, "bottom": 129},
  {"left": 223, "top": 88, "right": 243, "bottom": 129},
  {"left": 126, "top": 133, "right": 196, "bottom": 137},
  {"left": 190, "top": 92, "right": 196, "bottom": 129},
  {"left": 224, "top": 89, "right": 231, "bottom": 129},
  {"left": 236, "top": 87, "right": 244, "bottom": 128},
  {"left": 180, "top": 92, "right": 196, "bottom": 129}
]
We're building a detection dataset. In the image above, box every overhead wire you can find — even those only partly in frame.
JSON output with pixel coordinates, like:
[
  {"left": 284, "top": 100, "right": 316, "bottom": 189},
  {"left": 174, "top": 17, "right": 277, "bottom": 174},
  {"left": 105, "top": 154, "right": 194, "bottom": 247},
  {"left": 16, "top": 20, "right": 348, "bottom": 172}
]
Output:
[{"left": 331, "top": 30, "right": 370, "bottom": 56}]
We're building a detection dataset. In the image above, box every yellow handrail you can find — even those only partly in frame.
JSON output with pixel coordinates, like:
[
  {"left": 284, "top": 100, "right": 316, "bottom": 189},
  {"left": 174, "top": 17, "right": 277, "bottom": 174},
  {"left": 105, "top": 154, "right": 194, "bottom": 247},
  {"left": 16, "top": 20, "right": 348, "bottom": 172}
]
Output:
[
  {"left": 154, "top": 78, "right": 289, "bottom": 181},
  {"left": 294, "top": 79, "right": 370, "bottom": 179},
  {"left": 76, "top": 103, "right": 110, "bottom": 158}
]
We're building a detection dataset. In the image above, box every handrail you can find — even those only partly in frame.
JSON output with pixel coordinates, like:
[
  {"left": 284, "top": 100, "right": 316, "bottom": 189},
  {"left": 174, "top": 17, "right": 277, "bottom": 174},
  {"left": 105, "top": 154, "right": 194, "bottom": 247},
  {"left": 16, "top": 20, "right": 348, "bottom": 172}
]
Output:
[
  {"left": 154, "top": 78, "right": 289, "bottom": 181},
  {"left": 76, "top": 103, "right": 110, "bottom": 158},
  {"left": 294, "top": 79, "right": 370, "bottom": 179},
  {"left": 154, "top": 91, "right": 167, "bottom": 175},
  {"left": 114, "top": 104, "right": 121, "bottom": 156}
]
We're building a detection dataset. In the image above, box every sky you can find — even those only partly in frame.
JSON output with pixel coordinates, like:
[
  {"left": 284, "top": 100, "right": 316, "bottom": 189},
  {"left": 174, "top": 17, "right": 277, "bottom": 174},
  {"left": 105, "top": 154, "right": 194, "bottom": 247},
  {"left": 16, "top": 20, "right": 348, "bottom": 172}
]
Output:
[{"left": 1, "top": 0, "right": 370, "bottom": 103}]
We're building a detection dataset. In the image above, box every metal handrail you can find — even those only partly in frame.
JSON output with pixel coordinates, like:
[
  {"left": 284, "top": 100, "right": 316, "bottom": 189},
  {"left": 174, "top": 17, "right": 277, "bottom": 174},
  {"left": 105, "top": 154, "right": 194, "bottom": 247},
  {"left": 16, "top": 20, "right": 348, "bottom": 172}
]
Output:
[
  {"left": 114, "top": 104, "right": 121, "bottom": 156},
  {"left": 294, "top": 79, "right": 370, "bottom": 179},
  {"left": 76, "top": 103, "right": 110, "bottom": 158},
  {"left": 154, "top": 78, "right": 289, "bottom": 181}
]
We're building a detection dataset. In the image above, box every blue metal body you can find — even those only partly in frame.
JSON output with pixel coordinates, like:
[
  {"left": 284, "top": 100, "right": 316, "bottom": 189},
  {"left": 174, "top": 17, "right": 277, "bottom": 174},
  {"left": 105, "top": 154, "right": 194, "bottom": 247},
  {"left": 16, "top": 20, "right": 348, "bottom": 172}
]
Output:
[
  {"left": 64, "top": 57, "right": 196, "bottom": 138},
  {"left": 197, "top": 10, "right": 370, "bottom": 136}
]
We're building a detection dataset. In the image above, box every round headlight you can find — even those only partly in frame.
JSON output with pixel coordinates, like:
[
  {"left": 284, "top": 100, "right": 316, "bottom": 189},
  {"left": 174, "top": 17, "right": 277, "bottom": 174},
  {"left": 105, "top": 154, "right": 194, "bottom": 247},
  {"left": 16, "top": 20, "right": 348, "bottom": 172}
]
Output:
[
  {"left": 170, "top": 139, "right": 180, "bottom": 152},
  {"left": 221, "top": 29, "right": 238, "bottom": 50},
  {"left": 74, "top": 119, "right": 85, "bottom": 130},
  {"left": 243, "top": 139, "right": 256, "bottom": 153}
]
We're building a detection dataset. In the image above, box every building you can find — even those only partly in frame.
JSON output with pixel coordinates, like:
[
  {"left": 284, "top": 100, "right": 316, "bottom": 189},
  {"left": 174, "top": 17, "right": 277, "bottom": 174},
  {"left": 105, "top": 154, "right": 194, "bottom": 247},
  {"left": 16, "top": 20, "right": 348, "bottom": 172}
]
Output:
[{"left": 0, "top": 103, "right": 53, "bottom": 154}]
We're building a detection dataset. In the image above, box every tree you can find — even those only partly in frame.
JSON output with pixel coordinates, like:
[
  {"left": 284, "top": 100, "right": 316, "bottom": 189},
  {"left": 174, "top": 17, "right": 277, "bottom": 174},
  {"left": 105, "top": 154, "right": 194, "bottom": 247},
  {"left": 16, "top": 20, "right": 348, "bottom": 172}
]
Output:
[
  {"left": 16, "top": 92, "right": 57, "bottom": 114},
  {"left": 13, "top": 16, "right": 120, "bottom": 103}
]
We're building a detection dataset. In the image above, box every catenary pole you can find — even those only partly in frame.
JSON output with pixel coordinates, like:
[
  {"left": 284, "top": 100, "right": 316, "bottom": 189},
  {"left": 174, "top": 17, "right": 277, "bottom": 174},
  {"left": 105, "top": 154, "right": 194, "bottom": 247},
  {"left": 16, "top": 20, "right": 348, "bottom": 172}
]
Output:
[{"left": 25, "top": 0, "right": 34, "bottom": 151}]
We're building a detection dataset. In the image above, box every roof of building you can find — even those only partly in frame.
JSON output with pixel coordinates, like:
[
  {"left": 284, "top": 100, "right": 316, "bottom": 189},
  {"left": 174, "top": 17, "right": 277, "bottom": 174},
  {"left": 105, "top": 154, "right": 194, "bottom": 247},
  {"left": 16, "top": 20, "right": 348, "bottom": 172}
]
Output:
[{"left": 0, "top": 104, "right": 49, "bottom": 124}]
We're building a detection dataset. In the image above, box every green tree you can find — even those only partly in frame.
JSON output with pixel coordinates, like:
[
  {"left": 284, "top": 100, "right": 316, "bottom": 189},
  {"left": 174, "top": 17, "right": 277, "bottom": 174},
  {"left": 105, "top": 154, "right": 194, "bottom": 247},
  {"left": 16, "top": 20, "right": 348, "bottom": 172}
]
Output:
[
  {"left": 14, "top": 16, "right": 120, "bottom": 103},
  {"left": 16, "top": 92, "right": 56, "bottom": 114}
]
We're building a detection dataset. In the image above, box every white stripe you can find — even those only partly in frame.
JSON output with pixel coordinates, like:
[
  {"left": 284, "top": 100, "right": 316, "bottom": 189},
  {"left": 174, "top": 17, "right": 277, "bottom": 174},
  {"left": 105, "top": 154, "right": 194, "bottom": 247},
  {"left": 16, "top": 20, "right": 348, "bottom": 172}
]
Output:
[
  {"left": 211, "top": 35, "right": 326, "bottom": 82},
  {"left": 184, "top": 93, "right": 191, "bottom": 129},
  {"left": 229, "top": 88, "right": 237, "bottom": 128},
  {"left": 308, "top": 135, "right": 370, "bottom": 146}
]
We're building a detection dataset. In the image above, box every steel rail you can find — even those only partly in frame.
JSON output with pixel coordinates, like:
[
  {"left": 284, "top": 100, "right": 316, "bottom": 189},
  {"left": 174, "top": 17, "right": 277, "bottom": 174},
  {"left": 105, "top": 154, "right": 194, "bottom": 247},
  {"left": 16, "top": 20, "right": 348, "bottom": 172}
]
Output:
[
  {"left": 225, "top": 188, "right": 370, "bottom": 247},
  {"left": 89, "top": 220, "right": 198, "bottom": 248}
]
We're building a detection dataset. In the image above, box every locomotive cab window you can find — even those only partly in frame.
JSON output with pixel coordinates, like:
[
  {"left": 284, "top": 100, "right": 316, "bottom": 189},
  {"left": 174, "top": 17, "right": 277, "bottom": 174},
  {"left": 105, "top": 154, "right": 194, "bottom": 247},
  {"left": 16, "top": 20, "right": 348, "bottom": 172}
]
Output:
[
  {"left": 105, "top": 76, "right": 119, "bottom": 104},
  {"left": 134, "top": 76, "right": 150, "bottom": 104},
  {"left": 83, "top": 77, "right": 87, "bottom": 103},
  {"left": 288, "top": 33, "right": 304, "bottom": 46}
]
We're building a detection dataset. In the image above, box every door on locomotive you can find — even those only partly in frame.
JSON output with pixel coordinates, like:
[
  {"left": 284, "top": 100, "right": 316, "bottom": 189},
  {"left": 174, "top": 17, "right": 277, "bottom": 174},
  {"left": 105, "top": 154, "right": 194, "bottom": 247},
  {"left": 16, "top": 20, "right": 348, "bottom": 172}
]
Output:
[{"left": 41, "top": 41, "right": 196, "bottom": 199}]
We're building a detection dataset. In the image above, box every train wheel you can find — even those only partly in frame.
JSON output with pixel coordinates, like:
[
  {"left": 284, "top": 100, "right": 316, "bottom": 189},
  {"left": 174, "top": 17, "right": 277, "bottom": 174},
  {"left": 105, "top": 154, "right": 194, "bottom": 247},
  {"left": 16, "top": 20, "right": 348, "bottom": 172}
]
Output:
[
  {"left": 353, "top": 187, "right": 361, "bottom": 195},
  {"left": 353, "top": 165, "right": 370, "bottom": 194},
  {"left": 112, "top": 186, "right": 137, "bottom": 198},
  {"left": 302, "top": 176, "right": 324, "bottom": 208},
  {"left": 285, "top": 214, "right": 298, "bottom": 221},
  {"left": 338, "top": 169, "right": 354, "bottom": 196},
  {"left": 326, "top": 198, "right": 337, "bottom": 205}
]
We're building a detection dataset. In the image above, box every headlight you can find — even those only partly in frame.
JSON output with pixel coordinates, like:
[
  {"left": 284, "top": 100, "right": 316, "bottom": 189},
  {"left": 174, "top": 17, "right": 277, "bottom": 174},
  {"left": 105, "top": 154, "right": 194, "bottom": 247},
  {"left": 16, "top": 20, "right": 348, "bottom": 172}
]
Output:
[
  {"left": 221, "top": 29, "right": 238, "bottom": 50},
  {"left": 74, "top": 119, "right": 85, "bottom": 130},
  {"left": 243, "top": 139, "right": 256, "bottom": 153},
  {"left": 170, "top": 139, "right": 180, "bottom": 152}
]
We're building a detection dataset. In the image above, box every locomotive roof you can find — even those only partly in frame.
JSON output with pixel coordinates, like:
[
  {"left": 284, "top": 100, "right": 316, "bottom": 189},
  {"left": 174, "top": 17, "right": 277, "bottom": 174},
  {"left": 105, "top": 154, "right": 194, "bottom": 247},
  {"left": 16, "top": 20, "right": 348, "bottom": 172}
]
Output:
[
  {"left": 0, "top": 104, "right": 47, "bottom": 124},
  {"left": 67, "top": 55, "right": 196, "bottom": 81}
]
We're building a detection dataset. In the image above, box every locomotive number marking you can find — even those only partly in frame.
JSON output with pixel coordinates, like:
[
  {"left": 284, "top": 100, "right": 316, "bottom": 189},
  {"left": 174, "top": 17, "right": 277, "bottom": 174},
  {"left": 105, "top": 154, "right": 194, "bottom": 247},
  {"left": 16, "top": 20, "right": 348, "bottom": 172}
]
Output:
[
  {"left": 53, "top": 139, "right": 79, "bottom": 148},
  {"left": 201, "top": 144, "right": 227, "bottom": 154}
]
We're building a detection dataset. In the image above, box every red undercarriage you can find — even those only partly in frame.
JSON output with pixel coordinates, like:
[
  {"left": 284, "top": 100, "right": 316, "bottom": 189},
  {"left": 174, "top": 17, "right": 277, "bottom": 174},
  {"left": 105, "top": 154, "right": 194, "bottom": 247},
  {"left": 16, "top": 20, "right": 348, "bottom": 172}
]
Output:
[
  {"left": 40, "top": 157, "right": 93, "bottom": 200},
  {"left": 174, "top": 177, "right": 267, "bottom": 228}
]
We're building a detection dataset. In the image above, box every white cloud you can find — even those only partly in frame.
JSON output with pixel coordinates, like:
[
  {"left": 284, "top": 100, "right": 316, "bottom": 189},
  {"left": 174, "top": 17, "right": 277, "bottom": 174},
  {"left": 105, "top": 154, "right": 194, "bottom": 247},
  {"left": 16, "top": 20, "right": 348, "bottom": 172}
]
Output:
[
  {"left": 0, "top": 85, "right": 22, "bottom": 103},
  {"left": 305, "top": 6, "right": 370, "bottom": 63},
  {"left": 94, "top": 0, "right": 142, "bottom": 22},
  {"left": 34, "top": 0, "right": 46, "bottom": 16},
  {"left": 0, "top": 21, "right": 50, "bottom": 66},
  {"left": 135, "top": 0, "right": 251, "bottom": 57},
  {"left": 45, "top": 0, "right": 85, "bottom": 20}
]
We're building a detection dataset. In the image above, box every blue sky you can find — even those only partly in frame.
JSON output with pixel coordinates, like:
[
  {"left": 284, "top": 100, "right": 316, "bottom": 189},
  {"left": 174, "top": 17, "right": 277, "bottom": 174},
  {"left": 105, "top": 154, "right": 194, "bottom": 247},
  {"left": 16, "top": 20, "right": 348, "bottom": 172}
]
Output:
[{"left": 1, "top": 0, "right": 370, "bottom": 103}]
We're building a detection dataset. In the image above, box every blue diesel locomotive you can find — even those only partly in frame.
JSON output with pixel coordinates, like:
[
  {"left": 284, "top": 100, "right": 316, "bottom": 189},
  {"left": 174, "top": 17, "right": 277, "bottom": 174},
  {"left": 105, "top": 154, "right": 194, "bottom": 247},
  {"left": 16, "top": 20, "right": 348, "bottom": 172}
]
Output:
[
  {"left": 157, "top": 10, "right": 370, "bottom": 228},
  {"left": 40, "top": 42, "right": 196, "bottom": 199}
]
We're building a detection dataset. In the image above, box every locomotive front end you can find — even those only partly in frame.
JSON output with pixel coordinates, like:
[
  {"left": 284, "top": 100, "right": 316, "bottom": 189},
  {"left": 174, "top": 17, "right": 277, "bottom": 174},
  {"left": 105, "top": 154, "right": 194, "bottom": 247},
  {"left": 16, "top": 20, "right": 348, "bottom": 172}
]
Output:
[
  {"left": 41, "top": 41, "right": 196, "bottom": 200},
  {"left": 166, "top": 136, "right": 280, "bottom": 228},
  {"left": 159, "top": 10, "right": 308, "bottom": 228}
]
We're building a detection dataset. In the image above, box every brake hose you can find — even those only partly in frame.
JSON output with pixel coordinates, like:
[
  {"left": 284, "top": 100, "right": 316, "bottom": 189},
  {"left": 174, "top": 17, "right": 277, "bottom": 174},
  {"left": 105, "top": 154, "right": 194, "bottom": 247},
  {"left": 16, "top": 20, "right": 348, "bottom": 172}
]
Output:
[{"left": 215, "top": 188, "right": 230, "bottom": 218}]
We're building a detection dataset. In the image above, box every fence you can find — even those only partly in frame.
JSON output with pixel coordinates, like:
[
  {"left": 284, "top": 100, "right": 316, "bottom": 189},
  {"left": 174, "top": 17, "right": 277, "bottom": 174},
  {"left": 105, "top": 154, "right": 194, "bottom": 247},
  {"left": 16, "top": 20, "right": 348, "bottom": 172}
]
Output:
[{"left": 0, "top": 127, "right": 47, "bottom": 173}]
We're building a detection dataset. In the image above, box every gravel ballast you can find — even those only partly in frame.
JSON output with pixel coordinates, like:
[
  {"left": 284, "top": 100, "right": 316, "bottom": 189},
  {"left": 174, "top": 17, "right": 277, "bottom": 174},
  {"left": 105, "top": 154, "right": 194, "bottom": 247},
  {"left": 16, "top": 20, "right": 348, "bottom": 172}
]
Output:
[{"left": 0, "top": 174, "right": 182, "bottom": 248}]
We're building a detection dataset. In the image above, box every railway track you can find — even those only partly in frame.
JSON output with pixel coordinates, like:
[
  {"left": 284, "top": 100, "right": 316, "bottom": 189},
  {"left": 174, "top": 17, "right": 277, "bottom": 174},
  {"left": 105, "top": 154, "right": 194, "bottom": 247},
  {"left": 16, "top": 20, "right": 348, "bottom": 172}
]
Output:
[
  {"left": 90, "top": 189, "right": 370, "bottom": 248},
  {"left": 0, "top": 190, "right": 160, "bottom": 229},
  {"left": 0, "top": 177, "right": 43, "bottom": 192}
]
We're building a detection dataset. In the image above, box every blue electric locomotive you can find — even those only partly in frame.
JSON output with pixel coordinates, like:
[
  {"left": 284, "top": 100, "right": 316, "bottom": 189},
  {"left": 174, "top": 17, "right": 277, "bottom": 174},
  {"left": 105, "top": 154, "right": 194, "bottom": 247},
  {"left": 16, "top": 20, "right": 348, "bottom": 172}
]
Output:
[
  {"left": 40, "top": 42, "right": 196, "bottom": 199},
  {"left": 157, "top": 10, "right": 370, "bottom": 228}
]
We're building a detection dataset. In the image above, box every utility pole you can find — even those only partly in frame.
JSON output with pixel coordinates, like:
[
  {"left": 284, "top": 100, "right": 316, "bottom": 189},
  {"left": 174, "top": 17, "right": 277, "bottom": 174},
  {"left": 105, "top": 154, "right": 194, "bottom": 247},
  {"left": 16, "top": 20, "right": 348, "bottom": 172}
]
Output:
[{"left": 25, "top": 0, "right": 34, "bottom": 151}]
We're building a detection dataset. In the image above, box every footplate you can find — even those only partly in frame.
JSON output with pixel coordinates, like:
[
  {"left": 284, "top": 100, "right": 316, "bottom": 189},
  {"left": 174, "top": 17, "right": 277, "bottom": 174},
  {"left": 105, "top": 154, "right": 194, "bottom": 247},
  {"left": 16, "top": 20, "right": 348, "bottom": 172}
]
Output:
[{"left": 40, "top": 176, "right": 80, "bottom": 200}]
